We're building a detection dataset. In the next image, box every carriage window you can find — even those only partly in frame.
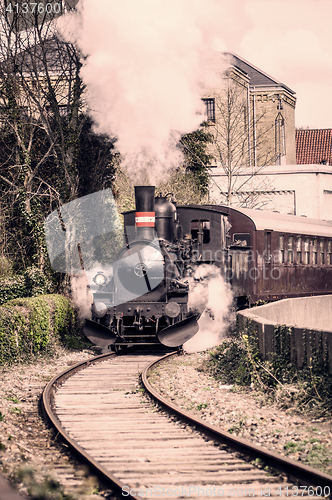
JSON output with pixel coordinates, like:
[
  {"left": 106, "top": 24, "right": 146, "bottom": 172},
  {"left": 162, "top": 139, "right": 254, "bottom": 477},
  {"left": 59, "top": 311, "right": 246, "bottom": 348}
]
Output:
[
  {"left": 190, "top": 220, "right": 210, "bottom": 244},
  {"left": 327, "top": 240, "right": 331, "bottom": 265},
  {"left": 279, "top": 235, "right": 284, "bottom": 263},
  {"left": 233, "top": 233, "right": 251, "bottom": 246},
  {"left": 304, "top": 237, "right": 310, "bottom": 264},
  {"left": 265, "top": 232, "right": 271, "bottom": 262},
  {"left": 287, "top": 236, "right": 293, "bottom": 264},
  {"left": 296, "top": 236, "right": 302, "bottom": 263},
  {"left": 320, "top": 240, "right": 325, "bottom": 265},
  {"left": 313, "top": 238, "right": 317, "bottom": 264}
]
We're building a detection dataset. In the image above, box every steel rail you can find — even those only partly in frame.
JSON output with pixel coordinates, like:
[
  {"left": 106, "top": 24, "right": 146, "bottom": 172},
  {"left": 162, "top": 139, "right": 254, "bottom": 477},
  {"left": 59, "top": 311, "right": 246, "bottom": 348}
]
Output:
[
  {"left": 42, "top": 350, "right": 142, "bottom": 500},
  {"left": 141, "top": 352, "right": 332, "bottom": 491}
]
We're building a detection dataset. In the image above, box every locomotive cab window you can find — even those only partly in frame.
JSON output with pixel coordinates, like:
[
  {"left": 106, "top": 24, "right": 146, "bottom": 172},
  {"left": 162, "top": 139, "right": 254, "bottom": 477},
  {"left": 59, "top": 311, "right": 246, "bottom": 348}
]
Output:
[
  {"left": 190, "top": 220, "right": 210, "bottom": 244},
  {"left": 233, "top": 233, "right": 251, "bottom": 247}
]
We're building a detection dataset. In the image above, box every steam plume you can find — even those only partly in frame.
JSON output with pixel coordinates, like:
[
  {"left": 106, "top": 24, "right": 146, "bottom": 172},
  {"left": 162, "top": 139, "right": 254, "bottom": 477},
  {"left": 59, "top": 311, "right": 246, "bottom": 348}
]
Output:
[
  {"left": 184, "top": 265, "right": 233, "bottom": 353},
  {"left": 71, "top": 273, "right": 93, "bottom": 324},
  {"left": 57, "top": 0, "right": 226, "bottom": 183}
]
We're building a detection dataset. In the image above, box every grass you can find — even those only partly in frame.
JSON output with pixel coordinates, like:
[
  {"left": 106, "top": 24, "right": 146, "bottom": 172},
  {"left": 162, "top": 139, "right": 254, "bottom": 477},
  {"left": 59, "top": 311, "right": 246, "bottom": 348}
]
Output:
[
  {"left": 5, "top": 395, "right": 19, "bottom": 403},
  {"left": 283, "top": 439, "right": 332, "bottom": 474},
  {"left": 11, "top": 465, "right": 77, "bottom": 500},
  {"left": 196, "top": 402, "right": 209, "bottom": 411},
  {"left": 9, "top": 407, "right": 21, "bottom": 415},
  {"left": 227, "top": 415, "right": 247, "bottom": 435}
]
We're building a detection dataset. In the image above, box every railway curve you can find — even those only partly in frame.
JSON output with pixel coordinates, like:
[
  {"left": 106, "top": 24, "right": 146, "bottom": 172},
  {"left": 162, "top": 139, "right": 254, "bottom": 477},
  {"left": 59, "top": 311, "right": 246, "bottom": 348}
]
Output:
[{"left": 42, "top": 348, "right": 332, "bottom": 499}]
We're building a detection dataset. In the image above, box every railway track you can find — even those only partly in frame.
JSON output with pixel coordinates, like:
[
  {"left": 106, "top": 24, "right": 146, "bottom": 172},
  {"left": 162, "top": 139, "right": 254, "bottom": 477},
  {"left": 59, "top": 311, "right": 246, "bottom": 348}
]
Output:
[{"left": 43, "top": 347, "right": 332, "bottom": 499}]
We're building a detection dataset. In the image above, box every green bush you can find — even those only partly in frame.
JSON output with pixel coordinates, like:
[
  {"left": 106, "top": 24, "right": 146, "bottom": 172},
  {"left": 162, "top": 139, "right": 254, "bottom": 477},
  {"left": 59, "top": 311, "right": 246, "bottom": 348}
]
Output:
[
  {"left": 0, "top": 267, "right": 53, "bottom": 305},
  {"left": 0, "top": 294, "right": 79, "bottom": 364}
]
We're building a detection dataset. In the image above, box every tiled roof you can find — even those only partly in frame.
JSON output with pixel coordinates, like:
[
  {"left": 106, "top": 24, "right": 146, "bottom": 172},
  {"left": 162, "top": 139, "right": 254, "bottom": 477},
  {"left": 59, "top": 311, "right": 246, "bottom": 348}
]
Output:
[{"left": 296, "top": 129, "right": 332, "bottom": 165}]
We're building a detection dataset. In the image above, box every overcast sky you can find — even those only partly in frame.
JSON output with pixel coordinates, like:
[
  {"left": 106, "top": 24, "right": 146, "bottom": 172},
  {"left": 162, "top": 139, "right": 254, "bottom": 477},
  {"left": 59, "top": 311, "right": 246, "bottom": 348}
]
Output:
[{"left": 215, "top": 0, "right": 332, "bottom": 129}]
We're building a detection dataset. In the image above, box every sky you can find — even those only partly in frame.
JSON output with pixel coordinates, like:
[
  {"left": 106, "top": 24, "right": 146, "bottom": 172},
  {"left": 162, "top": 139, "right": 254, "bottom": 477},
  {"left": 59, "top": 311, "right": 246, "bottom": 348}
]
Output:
[{"left": 217, "top": 0, "right": 332, "bottom": 129}]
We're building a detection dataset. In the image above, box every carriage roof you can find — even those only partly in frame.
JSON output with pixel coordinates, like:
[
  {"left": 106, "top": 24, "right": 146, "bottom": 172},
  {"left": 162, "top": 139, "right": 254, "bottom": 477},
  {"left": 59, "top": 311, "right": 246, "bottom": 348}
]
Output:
[
  {"left": 178, "top": 205, "right": 332, "bottom": 238},
  {"left": 228, "top": 207, "right": 332, "bottom": 238}
]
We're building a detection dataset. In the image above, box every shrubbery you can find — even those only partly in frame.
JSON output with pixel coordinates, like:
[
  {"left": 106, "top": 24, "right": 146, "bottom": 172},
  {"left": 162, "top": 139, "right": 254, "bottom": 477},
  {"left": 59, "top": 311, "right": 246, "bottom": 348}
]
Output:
[
  {"left": 0, "top": 266, "right": 54, "bottom": 306},
  {"left": 0, "top": 294, "right": 80, "bottom": 364},
  {"left": 204, "top": 325, "right": 332, "bottom": 417}
]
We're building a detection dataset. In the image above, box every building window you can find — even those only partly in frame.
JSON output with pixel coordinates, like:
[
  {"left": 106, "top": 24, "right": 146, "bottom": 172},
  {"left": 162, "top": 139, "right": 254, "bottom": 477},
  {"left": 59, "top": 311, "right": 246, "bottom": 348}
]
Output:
[
  {"left": 279, "top": 235, "right": 284, "bottom": 263},
  {"left": 275, "top": 112, "right": 286, "bottom": 165},
  {"left": 304, "top": 237, "right": 310, "bottom": 264},
  {"left": 202, "top": 98, "right": 215, "bottom": 123},
  {"left": 296, "top": 236, "right": 302, "bottom": 263},
  {"left": 327, "top": 240, "right": 332, "bottom": 265}
]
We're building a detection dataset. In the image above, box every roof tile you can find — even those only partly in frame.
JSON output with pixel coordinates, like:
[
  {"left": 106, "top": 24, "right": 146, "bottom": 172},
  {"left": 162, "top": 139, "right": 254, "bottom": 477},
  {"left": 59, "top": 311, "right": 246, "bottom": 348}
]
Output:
[{"left": 296, "top": 129, "right": 332, "bottom": 165}]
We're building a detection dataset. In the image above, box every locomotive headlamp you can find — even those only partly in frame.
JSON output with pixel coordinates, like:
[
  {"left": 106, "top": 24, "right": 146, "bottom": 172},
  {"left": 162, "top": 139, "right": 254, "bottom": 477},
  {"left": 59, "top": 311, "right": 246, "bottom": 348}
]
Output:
[
  {"left": 165, "top": 302, "right": 181, "bottom": 318},
  {"left": 93, "top": 302, "right": 107, "bottom": 318},
  {"left": 93, "top": 272, "right": 106, "bottom": 286}
]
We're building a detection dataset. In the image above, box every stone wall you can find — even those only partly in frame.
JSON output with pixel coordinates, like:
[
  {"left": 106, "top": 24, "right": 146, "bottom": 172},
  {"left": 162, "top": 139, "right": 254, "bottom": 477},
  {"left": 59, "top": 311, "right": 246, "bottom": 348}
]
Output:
[{"left": 237, "top": 295, "right": 332, "bottom": 373}]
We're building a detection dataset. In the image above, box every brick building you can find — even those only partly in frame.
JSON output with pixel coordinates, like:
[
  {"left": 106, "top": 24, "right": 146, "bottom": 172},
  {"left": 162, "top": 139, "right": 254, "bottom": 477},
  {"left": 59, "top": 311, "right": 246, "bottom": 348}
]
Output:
[
  {"left": 205, "top": 52, "right": 298, "bottom": 208},
  {"left": 203, "top": 53, "right": 297, "bottom": 170}
]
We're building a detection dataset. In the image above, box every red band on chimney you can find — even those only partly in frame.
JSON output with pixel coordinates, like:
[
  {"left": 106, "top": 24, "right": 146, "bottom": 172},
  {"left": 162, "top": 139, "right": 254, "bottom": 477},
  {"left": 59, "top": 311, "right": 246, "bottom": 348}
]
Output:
[{"left": 135, "top": 212, "right": 155, "bottom": 227}]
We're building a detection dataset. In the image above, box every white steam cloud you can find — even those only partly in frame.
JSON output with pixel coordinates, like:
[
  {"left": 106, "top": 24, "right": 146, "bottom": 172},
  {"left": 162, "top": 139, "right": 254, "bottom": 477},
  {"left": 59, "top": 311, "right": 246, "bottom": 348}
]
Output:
[
  {"left": 57, "top": 0, "right": 226, "bottom": 183},
  {"left": 184, "top": 265, "right": 233, "bottom": 353},
  {"left": 71, "top": 273, "right": 93, "bottom": 324}
]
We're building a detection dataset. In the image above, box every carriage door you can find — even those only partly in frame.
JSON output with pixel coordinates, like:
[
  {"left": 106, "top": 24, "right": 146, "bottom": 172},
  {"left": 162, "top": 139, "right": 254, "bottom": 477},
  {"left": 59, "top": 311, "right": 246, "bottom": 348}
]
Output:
[{"left": 264, "top": 231, "right": 273, "bottom": 291}]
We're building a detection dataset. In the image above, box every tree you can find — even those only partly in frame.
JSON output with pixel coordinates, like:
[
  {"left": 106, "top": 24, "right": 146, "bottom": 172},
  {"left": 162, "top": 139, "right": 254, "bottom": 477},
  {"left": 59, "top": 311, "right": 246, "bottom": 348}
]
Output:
[
  {"left": 0, "top": 3, "right": 118, "bottom": 271},
  {"left": 179, "top": 124, "right": 214, "bottom": 196},
  {"left": 209, "top": 76, "right": 275, "bottom": 208}
]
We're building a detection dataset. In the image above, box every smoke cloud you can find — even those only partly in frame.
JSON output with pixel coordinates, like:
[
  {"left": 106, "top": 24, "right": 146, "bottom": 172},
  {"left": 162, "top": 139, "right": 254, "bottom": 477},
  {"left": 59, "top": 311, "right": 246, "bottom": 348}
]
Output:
[
  {"left": 184, "top": 265, "right": 233, "bottom": 353},
  {"left": 57, "top": 0, "right": 227, "bottom": 183},
  {"left": 71, "top": 273, "right": 93, "bottom": 324}
]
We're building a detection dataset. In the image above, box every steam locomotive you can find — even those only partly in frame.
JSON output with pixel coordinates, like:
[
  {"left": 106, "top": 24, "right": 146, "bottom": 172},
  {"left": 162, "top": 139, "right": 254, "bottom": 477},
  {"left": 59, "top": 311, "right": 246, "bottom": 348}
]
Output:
[
  {"left": 84, "top": 186, "right": 202, "bottom": 349},
  {"left": 84, "top": 185, "right": 332, "bottom": 350}
]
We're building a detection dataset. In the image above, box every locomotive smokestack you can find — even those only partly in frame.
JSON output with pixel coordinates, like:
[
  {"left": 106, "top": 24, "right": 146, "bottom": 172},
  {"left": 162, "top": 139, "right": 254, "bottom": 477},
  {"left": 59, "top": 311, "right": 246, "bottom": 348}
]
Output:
[{"left": 135, "top": 186, "right": 155, "bottom": 240}]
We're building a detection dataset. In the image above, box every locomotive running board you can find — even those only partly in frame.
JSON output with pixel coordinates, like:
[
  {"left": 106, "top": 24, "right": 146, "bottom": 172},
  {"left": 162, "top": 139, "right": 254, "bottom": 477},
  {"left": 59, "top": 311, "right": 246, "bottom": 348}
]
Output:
[
  {"left": 83, "top": 319, "right": 117, "bottom": 347},
  {"left": 157, "top": 315, "right": 199, "bottom": 347}
]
